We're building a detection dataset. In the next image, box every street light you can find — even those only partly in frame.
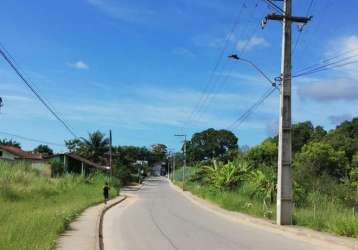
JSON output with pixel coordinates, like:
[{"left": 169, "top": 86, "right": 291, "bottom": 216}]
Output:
[
  {"left": 174, "top": 134, "right": 187, "bottom": 190},
  {"left": 228, "top": 54, "right": 278, "bottom": 88}
]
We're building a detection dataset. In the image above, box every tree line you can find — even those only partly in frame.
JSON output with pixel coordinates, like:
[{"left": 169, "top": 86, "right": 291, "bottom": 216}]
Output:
[{"left": 178, "top": 118, "right": 358, "bottom": 218}]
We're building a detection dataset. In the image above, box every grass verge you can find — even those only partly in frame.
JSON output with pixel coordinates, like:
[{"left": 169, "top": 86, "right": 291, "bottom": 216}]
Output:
[
  {"left": 0, "top": 161, "right": 116, "bottom": 250},
  {"left": 172, "top": 168, "right": 358, "bottom": 238}
]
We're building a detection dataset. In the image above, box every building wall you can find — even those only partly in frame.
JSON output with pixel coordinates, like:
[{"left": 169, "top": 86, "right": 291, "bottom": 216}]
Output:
[
  {"left": 0, "top": 150, "right": 16, "bottom": 160},
  {"left": 31, "top": 160, "right": 47, "bottom": 170},
  {"left": 152, "top": 163, "right": 162, "bottom": 176}
]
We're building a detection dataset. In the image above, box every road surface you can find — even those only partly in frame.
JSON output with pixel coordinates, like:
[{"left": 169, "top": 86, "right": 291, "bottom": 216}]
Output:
[{"left": 103, "top": 177, "right": 340, "bottom": 250}]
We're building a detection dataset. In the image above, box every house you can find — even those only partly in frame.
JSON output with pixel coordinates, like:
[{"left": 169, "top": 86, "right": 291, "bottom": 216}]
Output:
[
  {"left": 0, "top": 145, "right": 47, "bottom": 169},
  {"left": 152, "top": 162, "right": 165, "bottom": 176},
  {"left": 48, "top": 153, "right": 108, "bottom": 175}
]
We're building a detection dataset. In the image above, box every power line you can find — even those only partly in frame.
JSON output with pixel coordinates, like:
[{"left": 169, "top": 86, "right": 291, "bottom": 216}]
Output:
[
  {"left": 186, "top": 0, "right": 249, "bottom": 126},
  {"left": 294, "top": 47, "right": 358, "bottom": 75},
  {"left": 293, "top": 0, "right": 333, "bottom": 67},
  {"left": 293, "top": 58, "right": 358, "bottom": 78},
  {"left": 196, "top": 22, "right": 262, "bottom": 123},
  {"left": 192, "top": 1, "right": 262, "bottom": 124},
  {"left": 0, "top": 45, "right": 78, "bottom": 138},
  {"left": 0, "top": 43, "right": 66, "bottom": 124},
  {"left": 292, "top": 0, "right": 315, "bottom": 54},
  {"left": 261, "top": 0, "right": 285, "bottom": 14},
  {"left": 293, "top": 51, "right": 358, "bottom": 77},
  {"left": 227, "top": 86, "right": 277, "bottom": 130},
  {"left": 0, "top": 131, "right": 66, "bottom": 147}
]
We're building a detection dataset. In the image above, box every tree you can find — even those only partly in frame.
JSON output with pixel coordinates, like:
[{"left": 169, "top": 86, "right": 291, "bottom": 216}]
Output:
[
  {"left": 65, "top": 138, "right": 82, "bottom": 153},
  {"left": 112, "top": 145, "right": 154, "bottom": 185},
  {"left": 33, "top": 144, "right": 53, "bottom": 156},
  {"left": 352, "top": 151, "right": 358, "bottom": 169},
  {"left": 187, "top": 128, "right": 238, "bottom": 162},
  {"left": 150, "top": 144, "right": 167, "bottom": 162},
  {"left": 311, "top": 126, "right": 327, "bottom": 141},
  {"left": 292, "top": 121, "right": 314, "bottom": 154},
  {"left": 245, "top": 137, "right": 277, "bottom": 168},
  {"left": 0, "top": 138, "right": 21, "bottom": 148},
  {"left": 294, "top": 142, "right": 348, "bottom": 180},
  {"left": 324, "top": 118, "right": 358, "bottom": 163},
  {"left": 80, "top": 130, "right": 109, "bottom": 164},
  {"left": 115, "top": 146, "right": 152, "bottom": 166}
]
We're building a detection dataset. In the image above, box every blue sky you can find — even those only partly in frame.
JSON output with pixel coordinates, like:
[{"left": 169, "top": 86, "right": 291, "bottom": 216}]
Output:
[{"left": 0, "top": 0, "right": 357, "bottom": 151}]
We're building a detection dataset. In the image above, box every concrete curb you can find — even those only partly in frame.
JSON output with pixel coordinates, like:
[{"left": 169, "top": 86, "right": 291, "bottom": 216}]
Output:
[
  {"left": 97, "top": 196, "right": 127, "bottom": 250},
  {"left": 169, "top": 180, "right": 358, "bottom": 250},
  {"left": 97, "top": 183, "right": 144, "bottom": 250}
]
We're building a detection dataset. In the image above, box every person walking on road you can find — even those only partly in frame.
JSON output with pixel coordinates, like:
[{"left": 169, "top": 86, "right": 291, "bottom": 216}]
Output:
[{"left": 103, "top": 182, "right": 110, "bottom": 204}]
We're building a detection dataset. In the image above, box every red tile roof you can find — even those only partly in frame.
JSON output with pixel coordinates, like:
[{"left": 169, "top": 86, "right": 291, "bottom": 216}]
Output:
[{"left": 0, "top": 145, "right": 43, "bottom": 160}]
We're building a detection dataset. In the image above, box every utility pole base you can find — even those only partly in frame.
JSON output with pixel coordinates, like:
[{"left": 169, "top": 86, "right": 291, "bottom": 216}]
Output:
[{"left": 277, "top": 200, "right": 293, "bottom": 225}]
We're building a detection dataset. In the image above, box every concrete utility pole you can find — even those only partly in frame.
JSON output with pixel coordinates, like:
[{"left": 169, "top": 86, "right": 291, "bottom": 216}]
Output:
[
  {"left": 174, "top": 134, "right": 187, "bottom": 190},
  {"left": 109, "top": 130, "right": 113, "bottom": 178},
  {"left": 172, "top": 152, "right": 176, "bottom": 182},
  {"left": 265, "top": 0, "right": 311, "bottom": 225},
  {"left": 168, "top": 151, "right": 171, "bottom": 179}
]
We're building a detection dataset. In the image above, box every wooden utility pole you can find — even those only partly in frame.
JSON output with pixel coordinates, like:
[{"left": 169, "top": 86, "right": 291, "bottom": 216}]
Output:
[{"left": 265, "top": 0, "right": 311, "bottom": 225}]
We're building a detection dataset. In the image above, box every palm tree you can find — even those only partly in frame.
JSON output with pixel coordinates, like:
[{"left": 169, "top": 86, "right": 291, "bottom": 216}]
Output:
[{"left": 81, "top": 130, "right": 109, "bottom": 164}]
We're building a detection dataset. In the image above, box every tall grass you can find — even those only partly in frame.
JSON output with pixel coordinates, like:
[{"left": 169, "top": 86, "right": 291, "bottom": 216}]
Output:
[
  {"left": 172, "top": 167, "right": 358, "bottom": 237},
  {"left": 0, "top": 161, "right": 116, "bottom": 250}
]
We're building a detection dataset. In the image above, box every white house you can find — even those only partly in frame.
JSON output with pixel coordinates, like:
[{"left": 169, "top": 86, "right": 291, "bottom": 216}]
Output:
[{"left": 0, "top": 145, "right": 46, "bottom": 169}]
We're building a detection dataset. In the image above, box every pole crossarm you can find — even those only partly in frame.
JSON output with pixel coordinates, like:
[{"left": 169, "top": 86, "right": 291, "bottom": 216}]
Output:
[{"left": 266, "top": 13, "right": 312, "bottom": 23}]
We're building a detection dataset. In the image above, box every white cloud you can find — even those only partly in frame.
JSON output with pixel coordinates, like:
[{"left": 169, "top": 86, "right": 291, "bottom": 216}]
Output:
[
  {"left": 173, "top": 47, "right": 196, "bottom": 58},
  {"left": 297, "top": 78, "right": 358, "bottom": 101},
  {"left": 297, "top": 35, "right": 358, "bottom": 102},
  {"left": 328, "top": 114, "right": 353, "bottom": 125},
  {"left": 87, "top": 0, "right": 154, "bottom": 23},
  {"left": 68, "top": 61, "right": 89, "bottom": 70},
  {"left": 193, "top": 34, "right": 269, "bottom": 51},
  {"left": 326, "top": 35, "right": 358, "bottom": 79},
  {"left": 236, "top": 36, "right": 269, "bottom": 51}
]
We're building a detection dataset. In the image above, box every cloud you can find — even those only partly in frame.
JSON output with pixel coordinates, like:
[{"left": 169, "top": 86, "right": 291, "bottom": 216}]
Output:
[
  {"left": 297, "top": 79, "right": 358, "bottom": 101},
  {"left": 173, "top": 47, "right": 195, "bottom": 57},
  {"left": 236, "top": 36, "right": 269, "bottom": 51},
  {"left": 87, "top": 0, "right": 154, "bottom": 23},
  {"left": 68, "top": 61, "right": 89, "bottom": 70},
  {"left": 328, "top": 114, "right": 353, "bottom": 125},
  {"left": 296, "top": 35, "right": 358, "bottom": 102},
  {"left": 326, "top": 35, "right": 358, "bottom": 79},
  {"left": 193, "top": 33, "right": 269, "bottom": 51}
]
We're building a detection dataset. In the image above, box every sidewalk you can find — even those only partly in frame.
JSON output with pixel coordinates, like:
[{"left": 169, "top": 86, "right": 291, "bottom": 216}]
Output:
[{"left": 55, "top": 196, "right": 126, "bottom": 250}]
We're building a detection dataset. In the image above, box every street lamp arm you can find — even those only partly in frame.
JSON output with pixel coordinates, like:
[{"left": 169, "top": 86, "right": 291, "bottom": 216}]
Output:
[{"left": 228, "top": 54, "right": 276, "bottom": 87}]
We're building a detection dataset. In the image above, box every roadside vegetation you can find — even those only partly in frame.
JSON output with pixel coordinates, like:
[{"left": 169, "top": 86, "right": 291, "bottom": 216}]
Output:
[
  {"left": 0, "top": 161, "right": 116, "bottom": 250},
  {"left": 0, "top": 131, "right": 169, "bottom": 250},
  {"left": 172, "top": 118, "right": 358, "bottom": 237}
]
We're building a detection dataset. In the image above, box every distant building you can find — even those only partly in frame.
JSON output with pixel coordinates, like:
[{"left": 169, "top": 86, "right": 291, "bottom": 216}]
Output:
[
  {"left": 152, "top": 162, "right": 166, "bottom": 176},
  {"left": 48, "top": 153, "right": 108, "bottom": 175},
  {"left": 0, "top": 145, "right": 46, "bottom": 169}
]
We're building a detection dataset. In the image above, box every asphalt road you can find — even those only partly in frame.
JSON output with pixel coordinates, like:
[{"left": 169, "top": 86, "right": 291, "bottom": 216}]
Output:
[{"left": 103, "top": 177, "right": 335, "bottom": 250}]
